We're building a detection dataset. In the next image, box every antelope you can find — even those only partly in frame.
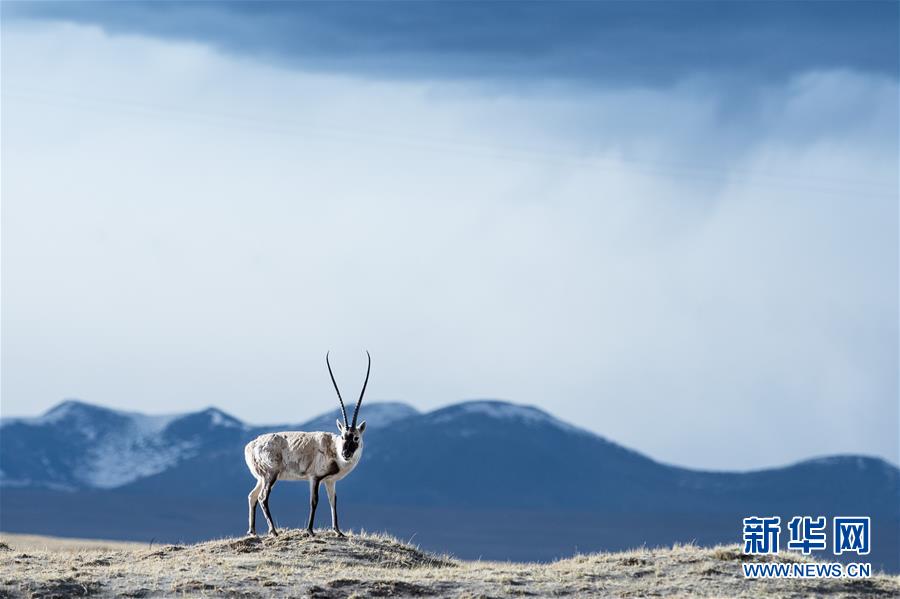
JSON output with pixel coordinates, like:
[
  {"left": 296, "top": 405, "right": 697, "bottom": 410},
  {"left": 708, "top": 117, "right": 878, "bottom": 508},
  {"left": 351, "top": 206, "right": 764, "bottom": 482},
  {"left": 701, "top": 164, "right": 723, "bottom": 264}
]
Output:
[{"left": 244, "top": 351, "right": 370, "bottom": 537}]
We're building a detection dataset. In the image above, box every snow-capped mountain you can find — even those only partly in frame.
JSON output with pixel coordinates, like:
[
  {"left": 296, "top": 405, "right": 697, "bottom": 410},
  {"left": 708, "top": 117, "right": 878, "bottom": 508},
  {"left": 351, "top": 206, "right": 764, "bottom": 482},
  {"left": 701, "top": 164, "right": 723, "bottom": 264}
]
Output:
[
  {"left": 0, "top": 401, "right": 243, "bottom": 489},
  {"left": 3, "top": 399, "right": 898, "bottom": 509},
  {"left": 0, "top": 399, "right": 415, "bottom": 491}
]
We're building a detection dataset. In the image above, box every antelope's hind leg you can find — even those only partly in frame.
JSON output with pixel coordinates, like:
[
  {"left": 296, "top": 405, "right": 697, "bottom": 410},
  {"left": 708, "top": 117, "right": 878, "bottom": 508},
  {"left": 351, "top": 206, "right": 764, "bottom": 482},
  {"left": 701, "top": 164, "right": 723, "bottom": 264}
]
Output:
[
  {"left": 259, "top": 476, "right": 279, "bottom": 536},
  {"left": 247, "top": 478, "right": 264, "bottom": 536}
]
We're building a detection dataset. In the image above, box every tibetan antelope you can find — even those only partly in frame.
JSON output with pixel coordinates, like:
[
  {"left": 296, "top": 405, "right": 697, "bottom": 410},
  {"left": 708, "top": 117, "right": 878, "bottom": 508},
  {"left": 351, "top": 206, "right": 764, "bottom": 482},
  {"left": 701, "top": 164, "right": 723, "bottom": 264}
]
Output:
[{"left": 244, "top": 351, "right": 370, "bottom": 537}]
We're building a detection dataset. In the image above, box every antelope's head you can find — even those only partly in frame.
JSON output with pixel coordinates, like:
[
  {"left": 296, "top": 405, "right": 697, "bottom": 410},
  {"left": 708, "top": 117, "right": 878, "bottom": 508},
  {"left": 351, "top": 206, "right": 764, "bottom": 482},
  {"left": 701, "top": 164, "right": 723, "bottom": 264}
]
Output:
[{"left": 327, "top": 350, "right": 370, "bottom": 461}]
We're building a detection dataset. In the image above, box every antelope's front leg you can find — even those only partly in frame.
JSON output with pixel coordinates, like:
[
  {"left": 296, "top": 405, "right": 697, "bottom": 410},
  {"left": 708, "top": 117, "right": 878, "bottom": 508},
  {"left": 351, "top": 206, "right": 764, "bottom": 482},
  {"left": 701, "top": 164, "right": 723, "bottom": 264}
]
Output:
[
  {"left": 306, "top": 477, "right": 320, "bottom": 535},
  {"left": 247, "top": 478, "right": 264, "bottom": 536},
  {"left": 325, "top": 479, "right": 344, "bottom": 537}
]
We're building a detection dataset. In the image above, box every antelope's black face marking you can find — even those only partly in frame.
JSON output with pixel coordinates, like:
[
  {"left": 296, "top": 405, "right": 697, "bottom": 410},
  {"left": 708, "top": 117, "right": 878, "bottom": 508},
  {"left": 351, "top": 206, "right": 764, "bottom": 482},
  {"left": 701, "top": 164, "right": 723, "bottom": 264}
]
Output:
[
  {"left": 341, "top": 428, "right": 362, "bottom": 460},
  {"left": 341, "top": 429, "right": 359, "bottom": 460},
  {"left": 336, "top": 420, "right": 366, "bottom": 460}
]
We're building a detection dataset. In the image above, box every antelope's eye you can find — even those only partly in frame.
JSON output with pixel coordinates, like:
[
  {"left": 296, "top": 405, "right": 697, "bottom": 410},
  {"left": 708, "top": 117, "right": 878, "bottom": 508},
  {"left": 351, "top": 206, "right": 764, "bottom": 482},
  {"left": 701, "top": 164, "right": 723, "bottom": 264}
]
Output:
[{"left": 353, "top": 436, "right": 359, "bottom": 442}]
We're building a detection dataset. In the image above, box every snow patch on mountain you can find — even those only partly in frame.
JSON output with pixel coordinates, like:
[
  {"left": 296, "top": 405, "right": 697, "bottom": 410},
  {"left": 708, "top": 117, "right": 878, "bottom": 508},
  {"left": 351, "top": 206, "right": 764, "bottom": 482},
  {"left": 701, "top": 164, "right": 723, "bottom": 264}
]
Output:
[
  {"left": 207, "top": 409, "right": 242, "bottom": 428},
  {"left": 78, "top": 408, "right": 248, "bottom": 487},
  {"left": 84, "top": 438, "right": 199, "bottom": 489},
  {"left": 457, "top": 401, "right": 556, "bottom": 423},
  {"left": 429, "top": 400, "right": 585, "bottom": 434},
  {"left": 77, "top": 411, "right": 198, "bottom": 488},
  {"left": 294, "top": 402, "right": 420, "bottom": 432},
  {"left": 130, "top": 413, "right": 182, "bottom": 435}
]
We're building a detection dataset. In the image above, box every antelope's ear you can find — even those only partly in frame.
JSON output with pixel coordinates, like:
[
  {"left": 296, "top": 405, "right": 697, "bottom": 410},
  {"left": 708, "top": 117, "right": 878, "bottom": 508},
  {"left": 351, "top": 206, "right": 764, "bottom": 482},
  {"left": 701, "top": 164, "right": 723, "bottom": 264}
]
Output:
[
  {"left": 336, "top": 419, "right": 345, "bottom": 433},
  {"left": 358, "top": 421, "right": 367, "bottom": 433}
]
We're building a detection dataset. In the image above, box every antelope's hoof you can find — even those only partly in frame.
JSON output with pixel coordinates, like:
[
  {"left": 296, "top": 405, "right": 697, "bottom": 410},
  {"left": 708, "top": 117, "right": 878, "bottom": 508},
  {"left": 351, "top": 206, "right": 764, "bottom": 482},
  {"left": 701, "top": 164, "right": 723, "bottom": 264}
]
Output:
[
  {"left": 268, "top": 529, "right": 279, "bottom": 537},
  {"left": 306, "top": 528, "right": 315, "bottom": 537},
  {"left": 333, "top": 529, "right": 345, "bottom": 538},
  {"left": 246, "top": 530, "right": 257, "bottom": 537}
]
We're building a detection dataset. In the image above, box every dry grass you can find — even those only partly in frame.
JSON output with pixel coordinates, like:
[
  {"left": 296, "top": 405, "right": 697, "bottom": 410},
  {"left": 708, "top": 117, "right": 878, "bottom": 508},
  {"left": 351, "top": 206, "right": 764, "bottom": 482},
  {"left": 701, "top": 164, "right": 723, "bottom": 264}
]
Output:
[
  {"left": 1, "top": 530, "right": 897, "bottom": 598},
  {"left": 0, "top": 533, "right": 145, "bottom": 553}
]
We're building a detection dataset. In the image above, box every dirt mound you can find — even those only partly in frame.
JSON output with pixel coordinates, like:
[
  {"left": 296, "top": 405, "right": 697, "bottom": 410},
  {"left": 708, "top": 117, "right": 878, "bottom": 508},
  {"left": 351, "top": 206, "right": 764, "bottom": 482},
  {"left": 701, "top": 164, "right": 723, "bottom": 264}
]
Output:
[{"left": 157, "top": 528, "right": 456, "bottom": 569}]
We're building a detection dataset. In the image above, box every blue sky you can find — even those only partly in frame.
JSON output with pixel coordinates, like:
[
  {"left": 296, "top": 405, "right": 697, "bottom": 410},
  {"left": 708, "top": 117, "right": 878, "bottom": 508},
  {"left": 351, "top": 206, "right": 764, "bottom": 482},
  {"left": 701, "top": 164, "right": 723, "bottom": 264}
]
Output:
[{"left": 1, "top": 1, "right": 897, "bottom": 470}]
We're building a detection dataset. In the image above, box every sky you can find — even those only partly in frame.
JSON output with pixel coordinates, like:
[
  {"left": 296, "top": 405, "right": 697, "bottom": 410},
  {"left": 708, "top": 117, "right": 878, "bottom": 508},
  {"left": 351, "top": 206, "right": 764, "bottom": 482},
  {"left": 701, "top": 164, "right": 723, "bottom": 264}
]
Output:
[{"left": 1, "top": 1, "right": 897, "bottom": 470}]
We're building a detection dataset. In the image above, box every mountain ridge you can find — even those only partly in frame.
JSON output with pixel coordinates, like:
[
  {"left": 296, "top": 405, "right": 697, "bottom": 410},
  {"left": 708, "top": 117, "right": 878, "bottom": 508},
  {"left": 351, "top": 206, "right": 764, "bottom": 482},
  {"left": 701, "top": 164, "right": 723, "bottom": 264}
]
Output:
[{"left": 2, "top": 398, "right": 897, "bottom": 489}]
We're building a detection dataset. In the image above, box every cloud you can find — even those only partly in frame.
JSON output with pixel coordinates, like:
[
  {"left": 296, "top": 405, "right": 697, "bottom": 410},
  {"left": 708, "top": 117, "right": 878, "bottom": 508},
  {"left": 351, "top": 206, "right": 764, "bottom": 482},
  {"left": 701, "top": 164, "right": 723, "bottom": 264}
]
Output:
[
  {"left": 7, "top": 1, "right": 899, "bottom": 86},
  {"left": 1, "top": 22, "right": 896, "bottom": 470}
]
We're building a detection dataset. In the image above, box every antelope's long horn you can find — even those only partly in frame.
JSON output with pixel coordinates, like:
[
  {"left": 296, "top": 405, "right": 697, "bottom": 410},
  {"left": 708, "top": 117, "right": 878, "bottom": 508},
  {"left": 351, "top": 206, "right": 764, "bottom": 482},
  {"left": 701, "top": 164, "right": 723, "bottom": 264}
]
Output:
[
  {"left": 351, "top": 350, "right": 371, "bottom": 427},
  {"left": 326, "top": 351, "right": 349, "bottom": 427}
]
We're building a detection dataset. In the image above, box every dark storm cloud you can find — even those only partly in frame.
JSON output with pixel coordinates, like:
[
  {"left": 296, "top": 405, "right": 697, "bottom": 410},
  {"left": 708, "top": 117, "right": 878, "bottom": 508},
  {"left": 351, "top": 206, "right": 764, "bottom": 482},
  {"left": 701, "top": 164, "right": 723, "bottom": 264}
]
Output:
[{"left": 8, "top": 0, "right": 899, "bottom": 86}]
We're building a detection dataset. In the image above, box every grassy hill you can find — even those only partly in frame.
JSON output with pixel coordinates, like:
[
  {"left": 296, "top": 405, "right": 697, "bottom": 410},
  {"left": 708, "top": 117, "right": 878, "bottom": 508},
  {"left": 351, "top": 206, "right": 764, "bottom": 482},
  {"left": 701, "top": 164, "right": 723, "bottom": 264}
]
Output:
[{"left": 1, "top": 530, "right": 897, "bottom": 598}]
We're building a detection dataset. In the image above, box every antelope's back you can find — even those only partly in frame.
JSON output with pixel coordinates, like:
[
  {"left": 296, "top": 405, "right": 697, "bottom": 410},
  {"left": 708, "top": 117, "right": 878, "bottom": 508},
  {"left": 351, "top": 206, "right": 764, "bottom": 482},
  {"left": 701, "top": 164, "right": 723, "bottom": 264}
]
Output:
[{"left": 245, "top": 430, "right": 337, "bottom": 479}]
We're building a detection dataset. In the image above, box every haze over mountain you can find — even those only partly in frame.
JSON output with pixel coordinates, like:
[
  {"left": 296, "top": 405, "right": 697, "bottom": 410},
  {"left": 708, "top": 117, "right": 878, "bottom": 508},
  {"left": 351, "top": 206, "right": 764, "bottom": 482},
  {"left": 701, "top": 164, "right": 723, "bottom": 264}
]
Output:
[{"left": 1, "top": 399, "right": 897, "bottom": 571}]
